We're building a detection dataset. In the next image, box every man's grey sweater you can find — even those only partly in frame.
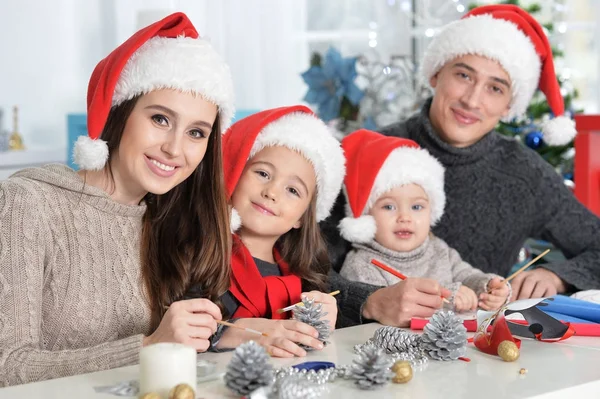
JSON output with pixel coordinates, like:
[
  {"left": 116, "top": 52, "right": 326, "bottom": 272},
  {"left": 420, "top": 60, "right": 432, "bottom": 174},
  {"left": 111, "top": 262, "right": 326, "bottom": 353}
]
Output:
[{"left": 321, "top": 99, "right": 600, "bottom": 292}]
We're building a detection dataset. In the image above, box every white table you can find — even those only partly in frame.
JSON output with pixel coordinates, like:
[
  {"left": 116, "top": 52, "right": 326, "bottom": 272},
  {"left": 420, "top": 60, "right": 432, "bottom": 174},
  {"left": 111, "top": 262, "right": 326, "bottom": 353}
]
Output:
[{"left": 1, "top": 323, "right": 600, "bottom": 399}]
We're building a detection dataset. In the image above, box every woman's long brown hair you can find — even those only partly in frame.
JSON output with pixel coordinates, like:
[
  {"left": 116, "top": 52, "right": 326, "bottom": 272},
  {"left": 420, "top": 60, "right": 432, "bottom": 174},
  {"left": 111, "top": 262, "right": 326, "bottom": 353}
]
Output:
[
  {"left": 277, "top": 195, "right": 330, "bottom": 292},
  {"left": 100, "top": 97, "right": 231, "bottom": 330}
]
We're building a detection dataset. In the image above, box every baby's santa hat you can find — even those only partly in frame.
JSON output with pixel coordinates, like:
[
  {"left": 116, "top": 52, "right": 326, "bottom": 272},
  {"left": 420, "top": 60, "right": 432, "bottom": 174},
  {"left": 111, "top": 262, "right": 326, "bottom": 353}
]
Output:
[
  {"left": 75, "top": 12, "right": 235, "bottom": 170},
  {"left": 222, "top": 106, "right": 346, "bottom": 232},
  {"left": 338, "top": 129, "right": 445, "bottom": 244},
  {"left": 421, "top": 4, "right": 576, "bottom": 146}
]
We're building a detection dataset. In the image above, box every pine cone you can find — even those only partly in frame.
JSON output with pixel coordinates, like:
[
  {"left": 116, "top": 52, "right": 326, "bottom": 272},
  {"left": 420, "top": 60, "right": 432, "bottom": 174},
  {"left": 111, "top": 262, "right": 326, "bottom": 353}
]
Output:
[
  {"left": 372, "top": 326, "right": 422, "bottom": 355},
  {"left": 421, "top": 310, "right": 467, "bottom": 361},
  {"left": 225, "top": 341, "right": 273, "bottom": 396},
  {"left": 349, "top": 344, "right": 394, "bottom": 390},
  {"left": 292, "top": 298, "right": 331, "bottom": 350}
]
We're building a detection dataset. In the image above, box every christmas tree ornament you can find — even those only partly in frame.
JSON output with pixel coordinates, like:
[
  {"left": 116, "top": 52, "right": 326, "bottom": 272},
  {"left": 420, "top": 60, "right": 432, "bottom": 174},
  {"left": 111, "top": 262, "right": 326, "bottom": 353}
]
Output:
[
  {"left": 391, "top": 361, "right": 413, "bottom": 384},
  {"left": 224, "top": 341, "right": 273, "bottom": 396},
  {"left": 421, "top": 310, "right": 467, "bottom": 361},
  {"left": 348, "top": 344, "right": 394, "bottom": 390},
  {"left": 355, "top": 326, "right": 428, "bottom": 368},
  {"left": 525, "top": 131, "right": 543, "bottom": 149},
  {"left": 497, "top": 340, "right": 520, "bottom": 362},
  {"left": 292, "top": 297, "right": 331, "bottom": 350}
]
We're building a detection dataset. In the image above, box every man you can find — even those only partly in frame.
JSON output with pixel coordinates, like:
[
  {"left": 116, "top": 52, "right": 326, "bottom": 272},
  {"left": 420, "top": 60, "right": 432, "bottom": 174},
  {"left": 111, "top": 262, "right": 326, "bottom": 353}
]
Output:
[{"left": 327, "top": 4, "right": 600, "bottom": 328}]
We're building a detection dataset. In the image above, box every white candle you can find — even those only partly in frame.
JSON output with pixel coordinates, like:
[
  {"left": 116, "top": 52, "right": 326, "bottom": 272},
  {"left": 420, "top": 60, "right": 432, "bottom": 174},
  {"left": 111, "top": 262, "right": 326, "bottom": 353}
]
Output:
[{"left": 139, "top": 343, "right": 197, "bottom": 398}]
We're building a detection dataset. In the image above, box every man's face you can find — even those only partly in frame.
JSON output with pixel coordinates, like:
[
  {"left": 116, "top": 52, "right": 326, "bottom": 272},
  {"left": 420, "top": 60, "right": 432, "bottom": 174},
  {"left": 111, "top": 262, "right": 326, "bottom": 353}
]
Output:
[{"left": 428, "top": 54, "right": 513, "bottom": 148}]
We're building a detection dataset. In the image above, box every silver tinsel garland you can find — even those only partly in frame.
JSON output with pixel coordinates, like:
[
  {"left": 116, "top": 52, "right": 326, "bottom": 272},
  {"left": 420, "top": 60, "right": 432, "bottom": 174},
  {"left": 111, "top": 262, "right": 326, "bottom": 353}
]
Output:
[
  {"left": 292, "top": 298, "right": 331, "bottom": 350},
  {"left": 225, "top": 341, "right": 273, "bottom": 396},
  {"left": 421, "top": 310, "right": 467, "bottom": 361}
]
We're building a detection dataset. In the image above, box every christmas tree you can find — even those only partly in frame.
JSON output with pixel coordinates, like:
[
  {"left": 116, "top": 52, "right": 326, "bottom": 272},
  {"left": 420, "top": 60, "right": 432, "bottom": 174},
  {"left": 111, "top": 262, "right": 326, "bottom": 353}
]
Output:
[{"left": 468, "top": 0, "right": 580, "bottom": 179}]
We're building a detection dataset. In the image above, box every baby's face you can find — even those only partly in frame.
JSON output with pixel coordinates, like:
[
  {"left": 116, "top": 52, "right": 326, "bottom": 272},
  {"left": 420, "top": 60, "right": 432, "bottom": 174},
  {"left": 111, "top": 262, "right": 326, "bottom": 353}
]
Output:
[{"left": 369, "top": 184, "right": 431, "bottom": 252}]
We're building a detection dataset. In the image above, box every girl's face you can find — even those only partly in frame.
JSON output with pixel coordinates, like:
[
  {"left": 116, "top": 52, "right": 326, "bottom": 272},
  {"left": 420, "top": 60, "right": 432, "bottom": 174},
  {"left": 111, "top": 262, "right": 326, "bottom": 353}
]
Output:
[
  {"left": 232, "top": 145, "right": 317, "bottom": 240},
  {"left": 111, "top": 89, "right": 218, "bottom": 202},
  {"left": 369, "top": 183, "right": 431, "bottom": 252}
]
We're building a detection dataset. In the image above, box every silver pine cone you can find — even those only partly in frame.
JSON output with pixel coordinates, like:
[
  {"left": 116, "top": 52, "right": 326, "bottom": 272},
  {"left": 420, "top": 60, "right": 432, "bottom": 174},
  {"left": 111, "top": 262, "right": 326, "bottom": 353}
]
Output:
[
  {"left": 270, "top": 374, "right": 325, "bottom": 399},
  {"left": 349, "top": 344, "right": 394, "bottom": 390},
  {"left": 225, "top": 341, "right": 273, "bottom": 396},
  {"left": 372, "top": 326, "right": 422, "bottom": 355},
  {"left": 421, "top": 310, "right": 467, "bottom": 361},
  {"left": 292, "top": 298, "right": 331, "bottom": 350}
]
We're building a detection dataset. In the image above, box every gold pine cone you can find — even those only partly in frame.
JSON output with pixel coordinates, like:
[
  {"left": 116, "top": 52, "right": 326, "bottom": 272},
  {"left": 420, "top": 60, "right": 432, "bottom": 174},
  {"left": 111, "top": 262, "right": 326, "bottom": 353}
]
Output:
[
  {"left": 391, "top": 360, "right": 413, "bottom": 384},
  {"left": 498, "top": 340, "right": 520, "bottom": 362},
  {"left": 139, "top": 393, "right": 160, "bottom": 399},
  {"left": 168, "top": 383, "right": 195, "bottom": 399}
]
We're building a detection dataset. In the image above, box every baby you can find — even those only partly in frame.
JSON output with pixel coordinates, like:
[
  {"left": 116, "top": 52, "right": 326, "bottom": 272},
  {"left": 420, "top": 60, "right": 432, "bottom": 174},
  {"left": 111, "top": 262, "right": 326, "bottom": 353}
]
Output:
[{"left": 338, "top": 130, "right": 510, "bottom": 311}]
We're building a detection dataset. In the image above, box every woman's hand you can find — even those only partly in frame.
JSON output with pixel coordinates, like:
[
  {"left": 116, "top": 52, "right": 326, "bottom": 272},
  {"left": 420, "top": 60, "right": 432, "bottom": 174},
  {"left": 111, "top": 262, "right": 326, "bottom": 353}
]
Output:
[
  {"left": 217, "top": 318, "right": 324, "bottom": 358},
  {"left": 143, "top": 298, "right": 222, "bottom": 352}
]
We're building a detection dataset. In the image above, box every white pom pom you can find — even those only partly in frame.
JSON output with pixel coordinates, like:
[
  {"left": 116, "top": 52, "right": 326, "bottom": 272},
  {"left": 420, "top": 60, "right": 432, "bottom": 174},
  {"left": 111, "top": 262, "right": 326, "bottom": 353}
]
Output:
[
  {"left": 338, "top": 215, "right": 377, "bottom": 243},
  {"left": 541, "top": 116, "right": 577, "bottom": 146},
  {"left": 230, "top": 207, "right": 242, "bottom": 233},
  {"left": 73, "top": 135, "right": 108, "bottom": 171}
]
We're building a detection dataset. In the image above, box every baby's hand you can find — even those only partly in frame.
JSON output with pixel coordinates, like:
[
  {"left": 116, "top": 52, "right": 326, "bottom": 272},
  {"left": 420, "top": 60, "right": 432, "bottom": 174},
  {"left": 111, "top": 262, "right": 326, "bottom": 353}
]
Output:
[
  {"left": 454, "top": 285, "right": 478, "bottom": 312},
  {"left": 479, "top": 277, "right": 510, "bottom": 311},
  {"left": 301, "top": 290, "right": 338, "bottom": 331}
]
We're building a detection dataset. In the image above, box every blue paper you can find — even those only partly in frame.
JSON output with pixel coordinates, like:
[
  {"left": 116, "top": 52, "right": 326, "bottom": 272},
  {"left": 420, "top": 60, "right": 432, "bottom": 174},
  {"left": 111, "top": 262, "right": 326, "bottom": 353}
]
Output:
[{"left": 538, "top": 295, "right": 600, "bottom": 324}]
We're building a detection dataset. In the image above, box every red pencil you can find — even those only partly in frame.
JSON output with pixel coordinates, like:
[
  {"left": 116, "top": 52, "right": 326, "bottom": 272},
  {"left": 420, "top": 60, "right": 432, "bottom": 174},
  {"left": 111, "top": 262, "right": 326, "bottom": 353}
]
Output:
[{"left": 370, "top": 259, "right": 451, "bottom": 304}]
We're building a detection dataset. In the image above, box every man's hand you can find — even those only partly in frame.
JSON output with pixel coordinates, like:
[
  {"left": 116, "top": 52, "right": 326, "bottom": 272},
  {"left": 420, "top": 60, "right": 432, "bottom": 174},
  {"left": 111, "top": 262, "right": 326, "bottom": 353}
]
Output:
[
  {"left": 510, "top": 268, "right": 566, "bottom": 300},
  {"left": 361, "top": 278, "right": 451, "bottom": 327}
]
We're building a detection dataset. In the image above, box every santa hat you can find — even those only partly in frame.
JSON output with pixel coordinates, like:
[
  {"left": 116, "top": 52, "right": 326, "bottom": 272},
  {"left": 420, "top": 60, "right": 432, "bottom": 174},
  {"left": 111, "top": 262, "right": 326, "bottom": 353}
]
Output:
[
  {"left": 75, "top": 12, "right": 235, "bottom": 170},
  {"left": 338, "top": 130, "right": 445, "bottom": 244},
  {"left": 421, "top": 4, "right": 576, "bottom": 146},
  {"left": 222, "top": 106, "right": 346, "bottom": 232}
]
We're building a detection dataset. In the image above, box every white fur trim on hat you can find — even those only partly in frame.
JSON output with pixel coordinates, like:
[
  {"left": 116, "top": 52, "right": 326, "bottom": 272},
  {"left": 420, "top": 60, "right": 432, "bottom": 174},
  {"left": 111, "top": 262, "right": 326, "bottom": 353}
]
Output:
[
  {"left": 368, "top": 146, "right": 445, "bottom": 225},
  {"left": 73, "top": 135, "right": 109, "bottom": 171},
  {"left": 249, "top": 113, "right": 346, "bottom": 222},
  {"left": 113, "top": 36, "right": 235, "bottom": 129},
  {"left": 541, "top": 115, "right": 577, "bottom": 146},
  {"left": 230, "top": 207, "right": 242, "bottom": 233},
  {"left": 339, "top": 215, "right": 377, "bottom": 244},
  {"left": 421, "top": 14, "right": 541, "bottom": 122}
]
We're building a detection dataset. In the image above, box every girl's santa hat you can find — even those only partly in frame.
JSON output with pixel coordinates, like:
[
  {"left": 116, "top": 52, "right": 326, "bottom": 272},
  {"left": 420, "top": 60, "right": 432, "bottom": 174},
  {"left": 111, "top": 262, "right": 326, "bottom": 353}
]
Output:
[
  {"left": 222, "top": 106, "right": 346, "bottom": 232},
  {"left": 75, "top": 12, "right": 235, "bottom": 170},
  {"left": 339, "top": 129, "right": 445, "bottom": 244},
  {"left": 421, "top": 4, "right": 576, "bottom": 146}
]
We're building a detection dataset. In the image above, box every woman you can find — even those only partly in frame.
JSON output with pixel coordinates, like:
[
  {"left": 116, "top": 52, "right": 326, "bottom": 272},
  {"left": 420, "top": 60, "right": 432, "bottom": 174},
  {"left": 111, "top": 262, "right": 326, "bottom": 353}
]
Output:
[{"left": 0, "top": 12, "right": 234, "bottom": 386}]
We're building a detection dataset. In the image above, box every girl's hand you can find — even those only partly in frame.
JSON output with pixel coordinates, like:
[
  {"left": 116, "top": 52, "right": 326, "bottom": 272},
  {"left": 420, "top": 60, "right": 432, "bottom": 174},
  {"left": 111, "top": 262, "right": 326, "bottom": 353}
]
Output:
[
  {"left": 454, "top": 285, "right": 478, "bottom": 312},
  {"left": 218, "top": 318, "right": 323, "bottom": 358},
  {"left": 479, "top": 277, "right": 510, "bottom": 311},
  {"left": 143, "top": 299, "right": 222, "bottom": 352},
  {"left": 301, "top": 290, "right": 338, "bottom": 331}
]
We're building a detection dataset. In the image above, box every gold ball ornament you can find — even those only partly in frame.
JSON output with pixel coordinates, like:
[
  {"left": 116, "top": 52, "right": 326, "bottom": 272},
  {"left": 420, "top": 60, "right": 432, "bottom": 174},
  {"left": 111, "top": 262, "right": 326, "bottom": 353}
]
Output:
[
  {"left": 498, "top": 340, "right": 520, "bottom": 362},
  {"left": 391, "top": 360, "right": 413, "bottom": 384},
  {"left": 168, "top": 383, "right": 195, "bottom": 399},
  {"left": 139, "top": 393, "right": 160, "bottom": 399}
]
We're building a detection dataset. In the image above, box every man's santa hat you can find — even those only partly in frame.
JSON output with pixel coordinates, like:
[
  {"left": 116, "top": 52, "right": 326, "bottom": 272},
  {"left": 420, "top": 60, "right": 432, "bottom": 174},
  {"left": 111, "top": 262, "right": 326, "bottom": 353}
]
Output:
[
  {"left": 74, "top": 12, "right": 234, "bottom": 170},
  {"left": 421, "top": 4, "right": 576, "bottom": 146},
  {"left": 338, "top": 129, "right": 445, "bottom": 244},
  {"left": 222, "top": 106, "right": 346, "bottom": 232}
]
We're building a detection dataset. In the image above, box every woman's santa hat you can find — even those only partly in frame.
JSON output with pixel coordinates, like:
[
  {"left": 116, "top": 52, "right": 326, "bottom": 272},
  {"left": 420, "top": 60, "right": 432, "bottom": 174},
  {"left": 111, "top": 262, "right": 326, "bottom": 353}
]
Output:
[
  {"left": 338, "top": 130, "right": 445, "bottom": 244},
  {"left": 75, "top": 12, "right": 235, "bottom": 170},
  {"left": 222, "top": 106, "right": 346, "bottom": 232},
  {"left": 421, "top": 4, "right": 576, "bottom": 146}
]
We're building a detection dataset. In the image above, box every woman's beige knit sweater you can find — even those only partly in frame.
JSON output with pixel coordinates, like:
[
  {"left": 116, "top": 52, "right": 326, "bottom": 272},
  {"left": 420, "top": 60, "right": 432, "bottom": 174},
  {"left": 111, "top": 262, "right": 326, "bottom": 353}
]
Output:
[{"left": 0, "top": 164, "right": 152, "bottom": 386}]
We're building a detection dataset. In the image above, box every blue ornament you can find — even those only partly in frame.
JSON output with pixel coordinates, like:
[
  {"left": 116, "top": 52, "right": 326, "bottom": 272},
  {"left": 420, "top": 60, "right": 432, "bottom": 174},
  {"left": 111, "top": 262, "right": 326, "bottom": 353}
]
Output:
[
  {"left": 525, "top": 131, "right": 543, "bottom": 149},
  {"left": 563, "top": 172, "right": 574, "bottom": 181},
  {"left": 301, "top": 48, "right": 365, "bottom": 122}
]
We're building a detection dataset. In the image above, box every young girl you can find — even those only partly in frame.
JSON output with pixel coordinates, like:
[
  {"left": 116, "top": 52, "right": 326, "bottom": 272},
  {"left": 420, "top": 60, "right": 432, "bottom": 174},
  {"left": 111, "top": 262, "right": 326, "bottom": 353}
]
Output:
[
  {"left": 213, "top": 106, "right": 346, "bottom": 358},
  {"left": 0, "top": 13, "right": 234, "bottom": 386},
  {"left": 338, "top": 130, "right": 510, "bottom": 311}
]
